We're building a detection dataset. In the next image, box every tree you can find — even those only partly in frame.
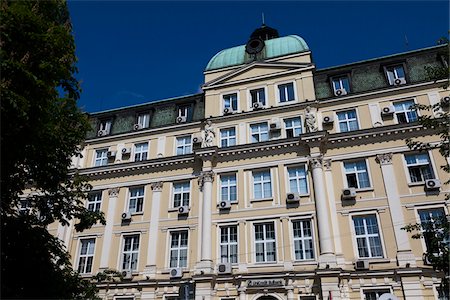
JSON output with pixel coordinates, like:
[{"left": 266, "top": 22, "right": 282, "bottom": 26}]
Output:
[{"left": 1, "top": 1, "right": 105, "bottom": 298}]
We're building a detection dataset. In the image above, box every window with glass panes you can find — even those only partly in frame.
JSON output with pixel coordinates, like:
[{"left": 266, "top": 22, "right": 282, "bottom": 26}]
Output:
[
  {"left": 337, "top": 109, "right": 359, "bottom": 132},
  {"left": 220, "top": 127, "right": 236, "bottom": 147},
  {"left": 94, "top": 149, "right": 108, "bottom": 166},
  {"left": 284, "top": 117, "right": 302, "bottom": 138},
  {"left": 250, "top": 88, "right": 266, "bottom": 106},
  {"left": 220, "top": 225, "right": 238, "bottom": 263},
  {"left": 386, "top": 65, "right": 406, "bottom": 85},
  {"left": 344, "top": 160, "right": 370, "bottom": 189},
  {"left": 128, "top": 187, "right": 144, "bottom": 213},
  {"left": 332, "top": 75, "right": 350, "bottom": 94},
  {"left": 253, "top": 170, "right": 272, "bottom": 199},
  {"left": 278, "top": 82, "right": 295, "bottom": 102},
  {"left": 122, "top": 235, "right": 139, "bottom": 271},
  {"left": 250, "top": 122, "right": 269, "bottom": 143},
  {"left": 134, "top": 142, "right": 148, "bottom": 161},
  {"left": 394, "top": 100, "right": 418, "bottom": 124},
  {"left": 352, "top": 215, "right": 383, "bottom": 258},
  {"left": 288, "top": 166, "right": 308, "bottom": 194},
  {"left": 292, "top": 219, "right": 314, "bottom": 260},
  {"left": 170, "top": 231, "right": 188, "bottom": 268},
  {"left": 77, "top": 238, "right": 95, "bottom": 274},
  {"left": 404, "top": 153, "right": 434, "bottom": 182},
  {"left": 99, "top": 119, "right": 111, "bottom": 134},
  {"left": 223, "top": 93, "right": 238, "bottom": 110},
  {"left": 220, "top": 174, "right": 237, "bottom": 202},
  {"left": 173, "top": 182, "right": 190, "bottom": 207},
  {"left": 137, "top": 112, "right": 150, "bottom": 128},
  {"left": 254, "top": 223, "right": 276, "bottom": 262},
  {"left": 363, "top": 289, "right": 391, "bottom": 300},
  {"left": 176, "top": 136, "right": 192, "bottom": 155},
  {"left": 418, "top": 207, "right": 445, "bottom": 252},
  {"left": 87, "top": 191, "right": 102, "bottom": 212}
]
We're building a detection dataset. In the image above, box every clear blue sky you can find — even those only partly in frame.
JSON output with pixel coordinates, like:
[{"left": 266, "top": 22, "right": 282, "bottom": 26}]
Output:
[{"left": 68, "top": 1, "right": 449, "bottom": 113}]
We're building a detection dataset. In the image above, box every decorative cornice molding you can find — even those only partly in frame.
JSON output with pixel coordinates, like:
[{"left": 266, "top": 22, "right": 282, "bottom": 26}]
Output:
[
  {"left": 198, "top": 170, "right": 215, "bottom": 191},
  {"left": 150, "top": 181, "right": 164, "bottom": 192},
  {"left": 309, "top": 156, "right": 323, "bottom": 169},
  {"left": 376, "top": 153, "right": 393, "bottom": 165},
  {"left": 108, "top": 187, "right": 120, "bottom": 197}
]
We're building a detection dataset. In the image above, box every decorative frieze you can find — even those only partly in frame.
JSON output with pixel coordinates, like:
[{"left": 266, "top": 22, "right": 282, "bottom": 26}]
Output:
[{"left": 376, "top": 153, "right": 393, "bottom": 165}]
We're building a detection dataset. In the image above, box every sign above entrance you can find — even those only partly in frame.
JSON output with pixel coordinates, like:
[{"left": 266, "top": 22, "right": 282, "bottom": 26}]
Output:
[{"left": 247, "top": 279, "right": 284, "bottom": 287}]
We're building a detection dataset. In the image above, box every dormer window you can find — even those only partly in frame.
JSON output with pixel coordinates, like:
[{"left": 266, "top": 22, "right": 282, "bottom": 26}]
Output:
[
  {"left": 385, "top": 64, "right": 406, "bottom": 86},
  {"left": 176, "top": 104, "right": 192, "bottom": 123},
  {"left": 331, "top": 75, "right": 350, "bottom": 96},
  {"left": 223, "top": 93, "right": 238, "bottom": 112},
  {"left": 249, "top": 88, "right": 266, "bottom": 108},
  {"left": 98, "top": 119, "right": 112, "bottom": 136},
  {"left": 134, "top": 112, "right": 150, "bottom": 130}
]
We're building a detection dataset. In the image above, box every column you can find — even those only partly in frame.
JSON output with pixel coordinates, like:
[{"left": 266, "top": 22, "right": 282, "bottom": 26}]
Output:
[
  {"left": 376, "top": 153, "right": 416, "bottom": 267},
  {"left": 144, "top": 181, "right": 163, "bottom": 277},
  {"left": 197, "top": 170, "right": 214, "bottom": 273},
  {"left": 100, "top": 187, "right": 119, "bottom": 270},
  {"left": 309, "top": 156, "right": 335, "bottom": 266}
]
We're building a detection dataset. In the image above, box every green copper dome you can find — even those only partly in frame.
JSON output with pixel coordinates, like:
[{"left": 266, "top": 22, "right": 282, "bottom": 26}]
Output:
[{"left": 205, "top": 35, "right": 309, "bottom": 71}]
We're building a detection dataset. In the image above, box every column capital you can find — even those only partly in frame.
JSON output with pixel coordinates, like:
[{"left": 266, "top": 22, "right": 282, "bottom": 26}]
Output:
[
  {"left": 309, "top": 156, "right": 323, "bottom": 169},
  {"left": 323, "top": 159, "right": 332, "bottom": 171},
  {"left": 108, "top": 187, "right": 120, "bottom": 197},
  {"left": 198, "top": 170, "right": 215, "bottom": 191},
  {"left": 376, "top": 153, "right": 393, "bottom": 165},
  {"left": 150, "top": 181, "right": 164, "bottom": 192}
]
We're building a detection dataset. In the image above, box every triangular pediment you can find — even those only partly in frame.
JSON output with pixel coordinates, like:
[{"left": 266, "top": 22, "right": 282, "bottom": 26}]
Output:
[{"left": 203, "top": 61, "right": 314, "bottom": 89}]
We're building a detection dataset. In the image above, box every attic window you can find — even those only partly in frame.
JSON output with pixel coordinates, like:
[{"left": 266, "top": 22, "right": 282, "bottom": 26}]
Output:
[
  {"left": 176, "top": 104, "right": 193, "bottom": 123},
  {"left": 331, "top": 75, "right": 351, "bottom": 96},
  {"left": 384, "top": 64, "right": 407, "bottom": 86},
  {"left": 134, "top": 112, "right": 150, "bottom": 130},
  {"left": 98, "top": 119, "right": 112, "bottom": 136}
]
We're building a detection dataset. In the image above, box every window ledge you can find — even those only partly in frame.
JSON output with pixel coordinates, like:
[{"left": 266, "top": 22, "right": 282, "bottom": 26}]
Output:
[
  {"left": 292, "top": 259, "right": 317, "bottom": 265},
  {"left": 80, "top": 273, "right": 93, "bottom": 278},
  {"left": 277, "top": 100, "right": 298, "bottom": 106},
  {"left": 250, "top": 262, "right": 281, "bottom": 267},
  {"left": 355, "top": 188, "right": 374, "bottom": 192},
  {"left": 357, "top": 258, "right": 390, "bottom": 264},
  {"left": 408, "top": 182, "right": 425, "bottom": 187},
  {"left": 250, "top": 198, "right": 273, "bottom": 203},
  {"left": 131, "top": 212, "right": 144, "bottom": 216}
]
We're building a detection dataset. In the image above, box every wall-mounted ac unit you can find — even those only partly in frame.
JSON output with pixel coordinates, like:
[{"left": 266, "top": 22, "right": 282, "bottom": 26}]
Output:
[
  {"left": 252, "top": 102, "right": 264, "bottom": 110},
  {"left": 286, "top": 192, "right": 300, "bottom": 203},
  {"left": 441, "top": 96, "right": 450, "bottom": 107},
  {"left": 381, "top": 105, "right": 395, "bottom": 116},
  {"left": 217, "top": 263, "right": 232, "bottom": 274},
  {"left": 425, "top": 179, "right": 441, "bottom": 190},
  {"left": 354, "top": 260, "right": 369, "bottom": 270},
  {"left": 133, "top": 123, "right": 142, "bottom": 131},
  {"left": 322, "top": 116, "right": 334, "bottom": 125},
  {"left": 178, "top": 205, "right": 189, "bottom": 215},
  {"left": 121, "top": 212, "right": 132, "bottom": 221},
  {"left": 170, "top": 268, "right": 182, "bottom": 278},
  {"left": 192, "top": 134, "right": 203, "bottom": 144},
  {"left": 223, "top": 107, "right": 234, "bottom": 115},
  {"left": 219, "top": 200, "right": 231, "bottom": 209},
  {"left": 393, "top": 78, "right": 406, "bottom": 85},
  {"left": 176, "top": 116, "right": 187, "bottom": 124},
  {"left": 107, "top": 151, "right": 117, "bottom": 158},
  {"left": 334, "top": 89, "right": 347, "bottom": 96},
  {"left": 121, "top": 270, "right": 132, "bottom": 279},
  {"left": 341, "top": 188, "right": 356, "bottom": 200},
  {"left": 97, "top": 129, "right": 108, "bottom": 136},
  {"left": 122, "top": 148, "right": 131, "bottom": 155}
]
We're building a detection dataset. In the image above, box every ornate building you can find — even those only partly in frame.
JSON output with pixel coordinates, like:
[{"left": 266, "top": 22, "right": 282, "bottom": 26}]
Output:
[{"left": 50, "top": 25, "right": 449, "bottom": 299}]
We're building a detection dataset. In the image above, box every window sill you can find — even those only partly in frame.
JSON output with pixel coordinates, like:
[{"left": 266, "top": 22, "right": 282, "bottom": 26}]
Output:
[
  {"left": 292, "top": 260, "right": 317, "bottom": 265},
  {"left": 357, "top": 258, "right": 389, "bottom": 264},
  {"left": 277, "top": 100, "right": 297, "bottom": 106},
  {"left": 250, "top": 198, "right": 273, "bottom": 203},
  {"left": 168, "top": 207, "right": 189, "bottom": 212},
  {"left": 131, "top": 212, "right": 143, "bottom": 216},
  {"left": 355, "top": 187, "right": 374, "bottom": 192},
  {"left": 408, "top": 182, "right": 425, "bottom": 187},
  {"left": 80, "top": 273, "right": 93, "bottom": 278}
]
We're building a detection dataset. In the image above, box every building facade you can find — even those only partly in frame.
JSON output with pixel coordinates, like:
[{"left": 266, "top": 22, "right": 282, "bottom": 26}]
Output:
[{"left": 49, "top": 26, "right": 449, "bottom": 300}]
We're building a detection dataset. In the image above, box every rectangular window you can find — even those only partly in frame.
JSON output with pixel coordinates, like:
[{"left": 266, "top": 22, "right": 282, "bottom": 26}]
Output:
[
  {"left": 352, "top": 215, "right": 383, "bottom": 258},
  {"left": 337, "top": 109, "right": 359, "bottom": 132},
  {"left": 363, "top": 289, "right": 391, "bottom": 300},
  {"left": 292, "top": 219, "right": 314, "bottom": 260},
  {"left": 98, "top": 119, "right": 112, "bottom": 135},
  {"left": 177, "top": 105, "right": 191, "bottom": 118},
  {"left": 94, "top": 149, "right": 108, "bottom": 166},
  {"left": 250, "top": 122, "right": 269, "bottom": 143},
  {"left": 278, "top": 82, "right": 295, "bottom": 102},
  {"left": 137, "top": 112, "right": 150, "bottom": 129},
  {"left": 386, "top": 65, "right": 406, "bottom": 85},
  {"left": 128, "top": 187, "right": 144, "bottom": 213},
  {"left": 418, "top": 207, "right": 445, "bottom": 252},
  {"left": 394, "top": 100, "right": 418, "bottom": 124},
  {"left": 122, "top": 235, "right": 139, "bottom": 271},
  {"left": 253, "top": 170, "right": 272, "bottom": 199},
  {"left": 87, "top": 192, "right": 102, "bottom": 212},
  {"left": 170, "top": 231, "right": 188, "bottom": 268},
  {"left": 250, "top": 88, "right": 266, "bottom": 106},
  {"left": 220, "top": 174, "right": 237, "bottom": 202},
  {"left": 176, "top": 136, "right": 192, "bottom": 155},
  {"left": 288, "top": 166, "right": 308, "bottom": 194},
  {"left": 220, "top": 127, "right": 236, "bottom": 147},
  {"left": 332, "top": 75, "right": 351, "bottom": 94},
  {"left": 223, "top": 93, "right": 238, "bottom": 111},
  {"left": 284, "top": 117, "right": 302, "bottom": 138},
  {"left": 19, "top": 199, "right": 31, "bottom": 214},
  {"left": 220, "top": 225, "right": 238, "bottom": 263},
  {"left": 77, "top": 238, "right": 95, "bottom": 274},
  {"left": 173, "top": 182, "right": 190, "bottom": 207},
  {"left": 344, "top": 160, "right": 370, "bottom": 189},
  {"left": 254, "top": 222, "right": 276, "bottom": 262},
  {"left": 134, "top": 142, "right": 148, "bottom": 161},
  {"left": 404, "top": 153, "right": 434, "bottom": 183}
]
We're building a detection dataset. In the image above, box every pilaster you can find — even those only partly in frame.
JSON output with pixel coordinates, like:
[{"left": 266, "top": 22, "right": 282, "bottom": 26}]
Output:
[{"left": 100, "top": 187, "right": 120, "bottom": 270}]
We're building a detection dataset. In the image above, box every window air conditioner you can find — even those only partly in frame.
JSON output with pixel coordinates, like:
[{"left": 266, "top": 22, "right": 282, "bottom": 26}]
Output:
[
  {"left": 381, "top": 105, "right": 395, "bottom": 116},
  {"left": 121, "top": 270, "right": 132, "bottom": 279},
  {"left": 286, "top": 192, "right": 300, "bottom": 203},
  {"left": 192, "top": 133, "right": 203, "bottom": 144},
  {"left": 252, "top": 102, "right": 264, "bottom": 110},
  {"left": 223, "top": 107, "right": 234, "bottom": 115},
  {"left": 97, "top": 129, "right": 107, "bottom": 136},
  {"left": 269, "top": 122, "right": 281, "bottom": 131},
  {"left": 393, "top": 78, "right": 406, "bottom": 85},
  {"left": 441, "top": 96, "right": 450, "bottom": 107},
  {"left": 170, "top": 267, "right": 182, "bottom": 278},
  {"left": 322, "top": 116, "right": 334, "bottom": 125},
  {"left": 341, "top": 188, "right": 356, "bottom": 200},
  {"left": 334, "top": 89, "right": 347, "bottom": 96},
  {"left": 133, "top": 123, "right": 142, "bottom": 131},
  {"left": 176, "top": 116, "right": 187, "bottom": 124},
  {"left": 217, "top": 262, "right": 232, "bottom": 274},
  {"left": 354, "top": 260, "right": 369, "bottom": 270},
  {"left": 107, "top": 150, "right": 117, "bottom": 158},
  {"left": 219, "top": 200, "right": 231, "bottom": 209},
  {"left": 121, "top": 212, "right": 132, "bottom": 221},
  {"left": 122, "top": 148, "right": 131, "bottom": 155},
  {"left": 425, "top": 179, "right": 441, "bottom": 190},
  {"left": 178, "top": 205, "right": 189, "bottom": 215}
]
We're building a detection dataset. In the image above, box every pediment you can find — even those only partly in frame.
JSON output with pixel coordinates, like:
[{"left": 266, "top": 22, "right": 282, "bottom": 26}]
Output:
[{"left": 203, "top": 61, "right": 314, "bottom": 89}]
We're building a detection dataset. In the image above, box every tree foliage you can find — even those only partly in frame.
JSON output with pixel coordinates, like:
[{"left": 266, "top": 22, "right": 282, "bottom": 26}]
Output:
[{"left": 1, "top": 0, "right": 104, "bottom": 298}]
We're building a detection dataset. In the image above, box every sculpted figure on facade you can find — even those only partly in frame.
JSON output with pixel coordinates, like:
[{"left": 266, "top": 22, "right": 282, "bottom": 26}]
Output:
[
  {"left": 203, "top": 119, "right": 215, "bottom": 147},
  {"left": 305, "top": 106, "right": 318, "bottom": 132}
]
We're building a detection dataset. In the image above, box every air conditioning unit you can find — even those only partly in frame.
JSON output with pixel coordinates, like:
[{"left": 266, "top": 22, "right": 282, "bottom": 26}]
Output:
[
  {"left": 178, "top": 205, "right": 189, "bottom": 215},
  {"left": 286, "top": 192, "right": 300, "bottom": 203},
  {"left": 252, "top": 101, "right": 264, "bottom": 110},
  {"left": 219, "top": 200, "right": 231, "bottom": 209},
  {"left": 269, "top": 121, "right": 281, "bottom": 131},
  {"left": 133, "top": 123, "right": 142, "bottom": 131},
  {"left": 425, "top": 179, "right": 441, "bottom": 190},
  {"left": 121, "top": 270, "right": 132, "bottom": 279},
  {"left": 334, "top": 89, "right": 347, "bottom": 96},
  {"left": 393, "top": 78, "right": 406, "bottom": 85},
  {"left": 192, "top": 134, "right": 203, "bottom": 144},
  {"left": 217, "top": 262, "right": 232, "bottom": 274},
  {"left": 176, "top": 116, "right": 187, "bottom": 124},
  {"left": 342, "top": 188, "right": 356, "bottom": 200},
  {"left": 107, "top": 150, "right": 116, "bottom": 158},
  {"left": 223, "top": 107, "right": 234, "bottom": 115},
  {"left": 322, "top": 115, "right": 334, "bottom": 125},
  {"left": 121, "top": 147, "right": 131, "bottom": 155},
  {"left": 97, "top": 129, "right": 108, "bottom": 136},
  {"left": 354, "top": 260, "right": 369, "bottom": 270},
  {"left": 170, "top": 267, "right": 182, "bottom": 278},
  {"left": 441, "top": 96, "right": 450, "bottom": 107},
  {"left": 381, "top": 105, "right": 395, "bottom": 116},
  {"left": 121, "top": 212, "right": 132, "bottom": 221}
]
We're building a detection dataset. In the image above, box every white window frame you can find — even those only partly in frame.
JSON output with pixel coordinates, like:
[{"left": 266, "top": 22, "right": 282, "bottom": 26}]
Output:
[
  {"left": 168, "top": 230, "right": 189, "bottom": 268},
  {"left": 286, "top": 164, "right": 309, "bottom": 195},
  {"left": 252, "top": 169, "right": 273, "bottom": 200},
  {"left": 172, "top": 181, "right": 191, "bottom": 208},
  {"left": 393, "top": 99, "right": 418, "bottom": 124},
  {"left": 247, "top": 86, "right": 268, "bottom": 109},
  {"left": 177, "top": 105, "right": 190, "bottom": 118},
  {"left": 402, "top": 151, "right": 436, "bottom": 184},
  {"left": 360, "top": 287, "right": 393, "bottom": 300},
  {"left": 349, "top": 212, "right": 385, "bottom": 259},
  {"left": 94, "top": 148, "right": 108, "bottom": 167},
  {"left": 249, "top": 122, "right": 269, "bottom": 143},
  {"left": 336, "top": 109, "right": 360, "bottom": 133},
  {"left": 331, "top": 75, "right": 351, "bottom": 94},
  {"left": 128, "top": 186, "right": 145, "bottom": 214},
  {"left": 283, "top": 116, "right": 303, "bottom": 138},
  {"left": 120, "top": 234, "right": 140, "bottom": 271},
  {"left": 414, "top": 205, "right": 448, "bottom": 253},
  {"left": 99, "top": 119, "right": 112, "bottom": 134},
  {"left": 220, "top": 173, "right": 238, "bottom": 203},
  {"left": 77, "top": 238, "right": 96, "bottom": 274},
  {"left": 219, "top": 127, "right": 237, "bottom": 148},
  {"left": 134, "top": 142, "right": 149, "bottom": 161},
  {"left": 222, "top": 91, "right": 239, "bottom": 112},
  {"left": 253, "top": 221, "right": 277, "bottom": 263},
  {"left": 87, "top": 191, "right": 102, "bottom": 212},
  {"left": 342, "top": 159, "right": 372, "bottom": 190},
  {"left": 386, "top": 64, "right": 406, "bottom": 85},
  {"left": 137, "top": 112, "right": 150, "bottom": 128},
  {"left": 275, "top": 81, "right": 297, "bottom": 105},
  {"left": 291, "top": 218, "right": 315, "bottom": 261},
  {"left": 175, "top": 135, "right": 192, "bottom": 155},
  {"left": 219, "top": 225, "right": 239, "bottom": 264}
]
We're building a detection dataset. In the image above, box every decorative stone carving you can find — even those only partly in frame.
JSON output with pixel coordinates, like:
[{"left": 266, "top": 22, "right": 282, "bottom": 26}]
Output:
[
  {"left": 108, "top": 187, "right": 120, "bottom": 197},
  {"left": 203, "top": 119, "right": 215, "bottom": 147},
  {"left": 150, "top": 181, "right": 164, "bottom": 192},
  {"left": 376, "top": 153, "right": 393, "bottom": 165},
  {"left": 198, "top": 170, "right": 215, "bottom": 191},
  {"left": 305, "top": 106, "right": 318, "bottom": 133},
  {"left": 309, "top": 156, "right": 323, "bottom": 169},
  {"left": 323, "top": 159, "right": 332, "bottom": 171}
]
